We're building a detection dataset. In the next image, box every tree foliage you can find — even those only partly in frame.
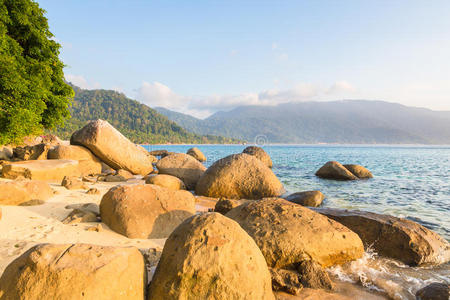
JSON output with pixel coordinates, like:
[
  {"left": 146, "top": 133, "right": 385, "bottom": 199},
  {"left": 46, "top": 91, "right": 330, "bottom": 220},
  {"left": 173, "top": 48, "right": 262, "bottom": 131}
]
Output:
[
  {"left": 0, "top": 0, "right": 73, "bottom": 145},
  {"left": 51, "top": 85, "right": 243, "bottom": 144}
]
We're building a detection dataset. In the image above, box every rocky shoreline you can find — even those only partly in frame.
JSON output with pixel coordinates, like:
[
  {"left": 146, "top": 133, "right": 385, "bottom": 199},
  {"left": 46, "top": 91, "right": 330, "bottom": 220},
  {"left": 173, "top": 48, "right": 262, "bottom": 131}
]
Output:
[{"left": 0, "top": 119, "right": 449, "bottom": 300}]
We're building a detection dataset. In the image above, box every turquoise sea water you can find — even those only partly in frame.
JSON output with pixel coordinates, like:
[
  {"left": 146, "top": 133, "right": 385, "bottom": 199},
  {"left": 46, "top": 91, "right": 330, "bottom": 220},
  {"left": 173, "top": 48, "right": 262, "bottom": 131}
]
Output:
[
  {"left": 144, "top": 144, "right": 450, "bottom": 241},
  {"left": 143, "top": 144, "right": 450, "bottom": 298}
]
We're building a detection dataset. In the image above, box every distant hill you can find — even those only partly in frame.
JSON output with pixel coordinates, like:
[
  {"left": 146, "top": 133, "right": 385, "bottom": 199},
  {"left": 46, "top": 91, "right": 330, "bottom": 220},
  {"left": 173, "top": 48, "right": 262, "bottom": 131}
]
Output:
[
  {"left": 51, "top": 85, "right": 242, "bottom": 144},
  {"left": 155, "top": 101, "right": 450, "bottom": 144}
]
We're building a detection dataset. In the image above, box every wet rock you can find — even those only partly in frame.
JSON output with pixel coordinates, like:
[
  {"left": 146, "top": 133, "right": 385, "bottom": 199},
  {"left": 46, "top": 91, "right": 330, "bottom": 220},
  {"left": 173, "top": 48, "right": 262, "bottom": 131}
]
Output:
[
  {"left": 315, "top": 208, "right": 450, "bottom": 266},
  {"left": 2, "top": 159, "right": 80, "bottom": 181},
  {"left": 70, "top": 119, "right": 156, "bottom": 175},
  {"left": 416, "top": 282, "right": 449, "bottom": 300},
  {"left": 269, "top": 268, "right": 303, "bottom": 295},
  {"left": 297, "top": 260, "right": 334, "bottom": 290},
  {"left": 47, "top": 144, "right": 102, "bottom": 176},
  {"left": 196, "top": 153, "right": 284, "bottom": 199},
  {"left": 285, "top": 190, "right": 325, "bottom": 207},
  {"left": 100, "top": 184, "right": 195, "bottom": 238},
  {"left": 156, "top": 153, "right": 206, "bottom": 190},
  {"left": 0, "top": 243, "right": 146, "bottom": 299},
  {"left": 0, "top": 180, "right": 53, "bottom": 205},
  {"left": 315, "top": 161, "right": 358, "bottom": 180},
  {"left": 145, "top": 174, "right": 186, "bottom": 190},
  {"left": 226, "top": 198, "right": 364, "bottom": 268},
  {"left": 148, "top": 213, "right": 275, "bottom": 300},
  {"left": 243, "top": 146, "right": 273, "bottom": 168},
  {"left": 186, "top": 147, "right": 206, "bottom": 162}
]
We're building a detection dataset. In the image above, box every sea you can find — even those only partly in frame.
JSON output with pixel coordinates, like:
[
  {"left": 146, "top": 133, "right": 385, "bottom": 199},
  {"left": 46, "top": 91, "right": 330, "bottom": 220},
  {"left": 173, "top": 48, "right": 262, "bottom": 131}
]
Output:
[{"left": 143, "top": 144, "right": 450, "bottom": 299}]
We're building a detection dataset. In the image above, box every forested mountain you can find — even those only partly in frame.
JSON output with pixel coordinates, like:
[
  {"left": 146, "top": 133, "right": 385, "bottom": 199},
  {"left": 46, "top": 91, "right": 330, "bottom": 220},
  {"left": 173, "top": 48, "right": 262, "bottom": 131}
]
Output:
[
  {"left": 51, "top": 86, "right": 241, "bottom": 144},
  {"left": 156, "top": 101, "right": 450, "bottom": 144}
]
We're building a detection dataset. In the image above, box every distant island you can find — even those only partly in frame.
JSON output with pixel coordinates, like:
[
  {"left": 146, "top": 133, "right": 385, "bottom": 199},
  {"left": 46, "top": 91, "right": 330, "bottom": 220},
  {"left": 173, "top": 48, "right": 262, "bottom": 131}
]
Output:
[
  {"left": 51, "top": 85, "right": 243, "bottom": 144},
  {"left": 156, "top": 101, "right": 450, "bottom": 144}
]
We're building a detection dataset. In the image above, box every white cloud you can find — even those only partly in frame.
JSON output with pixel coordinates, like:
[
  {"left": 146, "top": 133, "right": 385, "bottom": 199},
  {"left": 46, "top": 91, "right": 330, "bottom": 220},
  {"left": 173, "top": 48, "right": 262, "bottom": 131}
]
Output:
[
  {"left": 136, "top": 80, "right": 358, "bottom": 118},
  {"left": 65, "top": 74, "right": 100, "bottom": 90}
]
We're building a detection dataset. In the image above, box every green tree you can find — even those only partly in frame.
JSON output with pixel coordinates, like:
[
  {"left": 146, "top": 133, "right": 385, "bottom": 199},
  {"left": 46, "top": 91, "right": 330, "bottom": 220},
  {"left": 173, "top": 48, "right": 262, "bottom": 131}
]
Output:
[{"left": 0, "top": 0, "right": 73, "bottom": 144}]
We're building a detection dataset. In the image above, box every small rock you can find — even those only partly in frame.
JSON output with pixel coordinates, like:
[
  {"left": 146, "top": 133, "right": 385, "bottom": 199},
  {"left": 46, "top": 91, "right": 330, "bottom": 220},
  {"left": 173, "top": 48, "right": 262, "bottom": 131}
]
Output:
[
  {"left": 61, "top": 176, "right": 87, "bottom": 190},
  {"left": 104, "top": 174, "right": 127, "bottom": 182},
  {"left": 214, "top": 198, "right": 246, "bottom": 214},
  {"left": 416, "top": 282, "right": 449, "bottom": 300},
  {"left": 62, "top": 203, "right": 100, "bottom": 224},
  {"left": 269, "top": 268, "right": 303, "bottom": 295},
  {"left": 86, "top": 188, "right": 100, "bottom": 195},
  {"left": 82, "top": 176, "right": 97, "bottom": 183},
  {"left": 285, "top": 190, "right": 325, "bottom": 207},
  {"left": 297, "top": 260, "right": 335, "bottom": 290},
  {"left": 86, "top": 224, "right": 103, "bottom": 232},
  {"left": 145, "top": 174, "right": 186, "bottom": 190},
  {"left": 116, "top": 169, "right": 133, "bottom": 180},
  {"left": 18, "top": 199, "right": 45, "bottom": 206}
]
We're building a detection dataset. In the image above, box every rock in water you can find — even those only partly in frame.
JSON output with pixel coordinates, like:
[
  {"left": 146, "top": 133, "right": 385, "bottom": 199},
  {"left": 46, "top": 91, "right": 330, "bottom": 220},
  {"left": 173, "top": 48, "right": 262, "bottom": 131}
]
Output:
[
  {"left": 343, "top": 164, "right": 373, "bottom": 179},
  {"left": 145, "top": 174, "right": 186, "bottom": 190},
  {"left": 242, "top": 146, "right": 273, "bottom": 168},
  {"left": 0, "top": 180, "right": 53, "bottom": 205},
  {"left": 196, "top": 153, "right": 284, "bottom": 199},
  {"left": 226, "top": 198, "right": 364, "bottom": 268},
  {"left": 2, "top": 160, "right": 80, "bottom": 181},
  {"left": 186, "top": 147, "right": 207, "bottom": 162},
  {"left": 415, "top": 282, "right": 449, "bottom": 300},
  {"left": 285, "top": 190, "right": 325, "bottom": 207},
  {"left": 100, "top": 184, "right": 195, "bottom": 238},
  {"left": 147, "top": 213, "right": 275, "bottom": 300},
  {"left": 0, "top": 243, "right": 146, "bottom": 300},
  {"left": 315, "top": 161, "right": 358, "bottom": 180},
  {"left": 156, "top": 153, "right": 206, "bottom": 190},
  {"left": 70, "top": 119, "right": 156, "bottom": 175},
  {"left": 47, "top": 145, "right": 102, "bottom": 176},
  {"left": 315, "top": 208, "right": 450, "bottom": 266}
]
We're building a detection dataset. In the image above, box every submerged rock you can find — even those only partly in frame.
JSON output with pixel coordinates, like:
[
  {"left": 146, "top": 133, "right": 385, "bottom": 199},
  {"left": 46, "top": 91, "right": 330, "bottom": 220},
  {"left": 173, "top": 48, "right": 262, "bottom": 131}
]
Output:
[
  {"left": 285, "top": 190, "right": 325, "bottom": 207},
  {"left": 70, "top": 119, "right": 156, "bottom": 175},
  {"left": 315, "top": 161, "right": 358, "bottom": 180},
  {"left": 186, "top": 147, "right": 206, "bottom": 162},
  {"left": 226, "top": 198, "right": 364, "bottom": 268},
  {"left": 315, "top": 208, "right": 450, "bottom": 266},
  {"left": 0, "top": 243, "right": 146, "bottom": 299},
  {"left": 195, "top": 153, "right": 284, "bottom": 199},
  {"left": 148, "top": 213, "right": 274, "bottom": 300},
  {"left": 343, "top": 164, "right": 373, "bottom": 179},
  {"left": 156, "top": 153, "right": 206, "bottom": 190},
  {"left": 145, "top": 174, "right": 186, "bottom": 190},
  {"left": 100, "top": 184, "right": 195, "bottom": 238},
  {"left": 242, "top": 146, "right": 273, "bottom": 168}
]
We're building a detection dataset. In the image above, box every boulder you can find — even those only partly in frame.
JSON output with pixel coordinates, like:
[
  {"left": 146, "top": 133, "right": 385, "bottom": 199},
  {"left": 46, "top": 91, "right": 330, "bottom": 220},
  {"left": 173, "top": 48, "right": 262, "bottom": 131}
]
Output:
[
  {"left": 156, "top": 153, "right": 206, "bottom": 190},
  {"left": 315, "top": 208, "right": 450, "bottom": 266},
  {"left": 61, "top": 176, "right": 88, "bottom": 190},
  {"left": 100, "top": 184, "right": 195, "bottom": 238},
  {"left": 343, "top": 164, "right": 373, "bottom": 179},
  {"left": 297, "top": 260, "right": 334, "bottom": 290},
  {"left": 195, "top": 153, "right": 284, "bottom": 199},
  {"left": 70, "top": 119, "right": 156, "bottom": 175},
  {"left": 40, "top": 134, "right": 62, "bottom": 145},
  {"left": 269, "top": 268, "right": 303, "bottom": 295},
  {"left": 13, "top": 143, "right": 51, "bottom": 160},
  {"left": 214, "top": 198, "right": 247, "bottom": 214},
  {"left": 226, "top": 198, "right": 364, "bottom": 268},
  {"left": 145, "top": 174, "right": 186, "bottom": 190},
  {"left": 315, "top": 161, "right": 358, "bottom": 180},
  {"left": 115, "top": 169, "right": 133, "bottom": 179},
  {"left": 47, "top": 145, "right": 102, "bottom": 176},
  {"left": 0, "top": 180, "right": 53, "bottom": 205},
  {"left": 186, "top": 147, "right": 206, "bottom": 162},
  {"left": 148, "top": 213, "right": 274, "bottom": 300},
  {"left": 2, "top": 159, "right": 80, "bottom": 181},
  {"left": 416, "top": 282, "right": 449, "bottom": 300},
  {"left": 0, "top": 146, "right": 13, "bottom": 161},
  {"left": 242, "top": 146, "right": 273, "bottom": 168},
  {"left": 101, "top": 162, "right": 115, "bottom": 175},
  {"left": 149, "top": 149, "right": 169, "bottom": 157},
  {"left": 0, "top": 243, "right": 146, "bottom": 299},
  {"left": 285, "top": 190, "right": 325, "bottom": 207}
]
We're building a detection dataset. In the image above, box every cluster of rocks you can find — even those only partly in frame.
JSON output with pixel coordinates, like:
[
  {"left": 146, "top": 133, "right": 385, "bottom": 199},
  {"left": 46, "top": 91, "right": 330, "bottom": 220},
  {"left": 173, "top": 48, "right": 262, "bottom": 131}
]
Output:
[{"left": 1, "top": 120, "right": 449, "bottom": 299}]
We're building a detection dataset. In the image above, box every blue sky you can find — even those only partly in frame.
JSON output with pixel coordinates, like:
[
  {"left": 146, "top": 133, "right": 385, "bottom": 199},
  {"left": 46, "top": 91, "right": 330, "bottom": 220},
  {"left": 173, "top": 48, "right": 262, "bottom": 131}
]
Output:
[{"left": 38, "top": 0, "right": 450, "bottom": 117}]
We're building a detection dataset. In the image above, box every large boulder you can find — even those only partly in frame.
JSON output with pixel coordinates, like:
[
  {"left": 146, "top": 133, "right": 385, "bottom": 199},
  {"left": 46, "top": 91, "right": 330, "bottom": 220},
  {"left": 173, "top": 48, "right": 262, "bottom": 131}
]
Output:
[
  {"left": 148, "top": 213, "right": 274, "bottom": 300},
  {"left": 100, "top": 184, "right": 196, "bottom": 238},
  {"left": 156, "top": 153, "right": 206, "bottom": 190},
  {"left": 13, "top": 143, "right": 51, "bottom": 160},
  {"left": 285, "top": 190, "right": 325, "bottom": 207},
  {"left": 2, "top": 160, "right": 80, "bottom": 181},
  {"left": 315, "top": 208, "right": 450, "bottom": 266},
  {"left": 186, "top": 147, "right": 206, "bottom": 162},
  {"left": 315, "top": 161, "right": 358, "bottom": 180},
  {"left": 195, "top": 153, "right": 284, "bottom": 199},
  {"left": 47, "top": 145, "right": 102, "bottom": 176},
  {"left": 145, "top": 174, "right": 186, "bottom": 190},
  {"left": 0, "top": 243, "right": 146, "bottom": 299},
  {"left": 242, "top": 146, "right": 273, "bottom": 168},
  {"left": 226, "top": 198, "right": 364, "bottom": 268},
  {"left": 70, "top": 119, "right": 156, "bottom": 175},
  {"left": 0, "top": 180, "right": 53, "bottom": 205},
  {"left": 343, "top": 164, "right": 373, "bottom": 179}
]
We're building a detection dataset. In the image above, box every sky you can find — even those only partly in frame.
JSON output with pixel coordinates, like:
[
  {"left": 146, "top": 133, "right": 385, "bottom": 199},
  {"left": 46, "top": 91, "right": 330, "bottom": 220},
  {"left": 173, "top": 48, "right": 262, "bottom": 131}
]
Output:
[{"left": 38, "top": 0, "right": 450, "bottom": 118}]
